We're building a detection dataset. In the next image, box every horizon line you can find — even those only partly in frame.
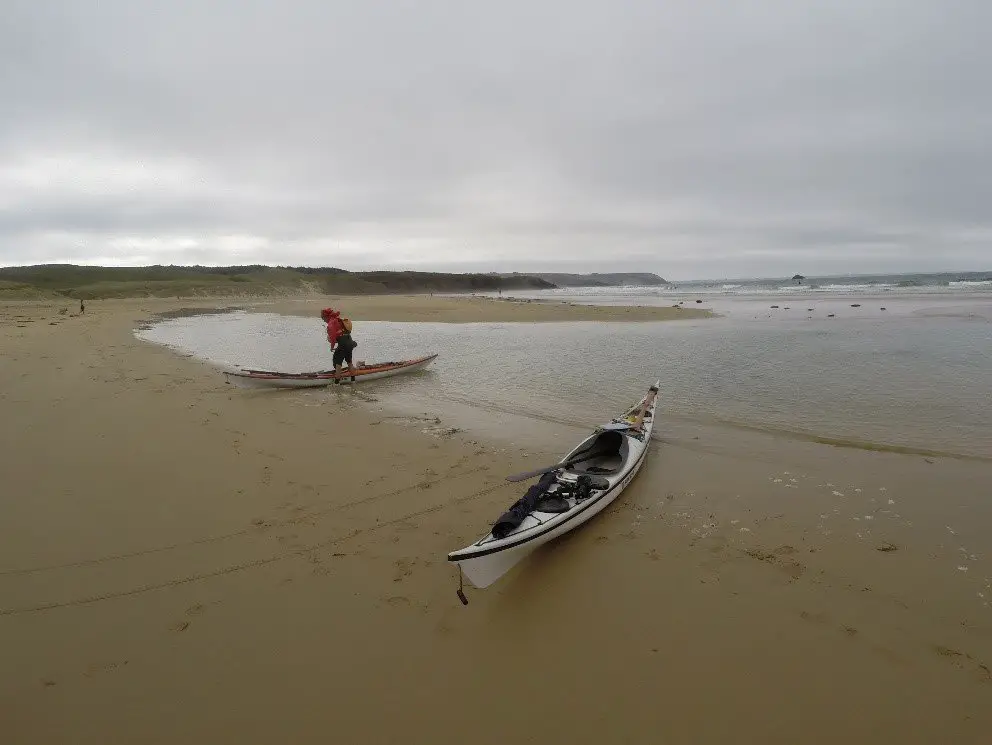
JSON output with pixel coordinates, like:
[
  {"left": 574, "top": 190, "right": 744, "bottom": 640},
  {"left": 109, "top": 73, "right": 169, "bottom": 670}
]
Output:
[{"left": 1, "top": 261, "right": 990, "bottom": 285}]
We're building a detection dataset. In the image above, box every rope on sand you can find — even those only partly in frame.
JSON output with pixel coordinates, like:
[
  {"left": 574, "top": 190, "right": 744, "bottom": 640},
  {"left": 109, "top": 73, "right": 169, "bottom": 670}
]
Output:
[{"left": 0, "top": 479, "right": 514, "bottom": 616}]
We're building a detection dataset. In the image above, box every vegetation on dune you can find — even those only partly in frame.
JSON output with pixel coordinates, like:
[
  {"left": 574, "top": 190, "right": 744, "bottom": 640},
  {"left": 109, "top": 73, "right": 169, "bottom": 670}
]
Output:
[{"left": 0, "top": 264, "right": 556, "bottom": 299}]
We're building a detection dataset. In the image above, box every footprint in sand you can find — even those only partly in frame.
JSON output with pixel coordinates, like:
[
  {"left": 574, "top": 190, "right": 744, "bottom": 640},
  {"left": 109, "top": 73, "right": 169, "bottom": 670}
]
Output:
[
  {"left": 748, "top": 547, "right": 806, "bottom": 580},
  {"left": 83, "top": 660, "right": 128, "bottom": 678},
  {"left": 186, "top": 603, "right": 206, "bottom": 616},
  {"left": 305, "top": 550, "right": 323, "bottom": 566},
  {"left": 385, "top": 596, "right": 412, "bottom": 607},
  {"left": 393, "top": 558, "right": 415, "bottom": 582}
]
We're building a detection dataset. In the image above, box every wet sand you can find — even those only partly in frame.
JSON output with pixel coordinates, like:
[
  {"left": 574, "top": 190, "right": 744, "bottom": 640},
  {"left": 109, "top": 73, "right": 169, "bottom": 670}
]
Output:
[{"left": 1, "top": 298, "right": 990, "bottom": 744}]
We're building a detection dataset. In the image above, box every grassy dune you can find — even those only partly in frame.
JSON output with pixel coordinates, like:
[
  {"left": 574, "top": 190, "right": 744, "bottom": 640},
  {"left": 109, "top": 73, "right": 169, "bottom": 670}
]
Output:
[{"left": 0, "top": 264, "right": 555, "bottom": 300}]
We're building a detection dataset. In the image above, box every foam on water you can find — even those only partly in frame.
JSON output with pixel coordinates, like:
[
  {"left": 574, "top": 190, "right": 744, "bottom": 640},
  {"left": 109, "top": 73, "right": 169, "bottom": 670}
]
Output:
[{"left": 478, "top": 271, "right": 992, "bottom": 302}]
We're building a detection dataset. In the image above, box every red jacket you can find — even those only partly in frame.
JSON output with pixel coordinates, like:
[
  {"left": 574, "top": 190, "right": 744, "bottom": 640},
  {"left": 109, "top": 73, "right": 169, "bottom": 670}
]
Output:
[{"left": 326, "top": 317, "right": 345, "bottom": 348}]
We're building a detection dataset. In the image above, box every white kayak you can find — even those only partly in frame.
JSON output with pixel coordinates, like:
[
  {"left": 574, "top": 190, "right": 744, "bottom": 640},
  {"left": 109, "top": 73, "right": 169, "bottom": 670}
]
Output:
[
  {"left": 448, "top": 381, "right": 660, "bottom": 591},
  {"left": 223, "top": 353, "right": 438, "bottom": 389}
]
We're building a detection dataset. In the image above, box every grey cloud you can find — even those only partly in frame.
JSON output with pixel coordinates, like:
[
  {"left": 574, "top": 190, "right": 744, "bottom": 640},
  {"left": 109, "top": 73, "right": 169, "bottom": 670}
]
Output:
[{"left": 1, "top": 0, "right": 990, "bottom": 277}]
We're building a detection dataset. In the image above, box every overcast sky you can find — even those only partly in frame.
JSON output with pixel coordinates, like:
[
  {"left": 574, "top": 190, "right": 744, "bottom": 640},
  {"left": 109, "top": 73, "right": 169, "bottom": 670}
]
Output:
[{"left": 2, "top": 1, "right": 990, "bottom": 279}]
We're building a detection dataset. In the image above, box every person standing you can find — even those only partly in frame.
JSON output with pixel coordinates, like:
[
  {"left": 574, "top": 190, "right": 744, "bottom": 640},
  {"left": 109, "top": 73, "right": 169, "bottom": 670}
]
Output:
[{"left": 320, "top": 307, "right": 357, "bottom": 383}]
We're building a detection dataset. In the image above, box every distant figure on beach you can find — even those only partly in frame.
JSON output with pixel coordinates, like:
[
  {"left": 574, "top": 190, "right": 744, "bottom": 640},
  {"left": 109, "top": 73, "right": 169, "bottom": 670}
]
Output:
[
  {"left": 321, "top": 307, "right": 357, "bottom": 383},
  {"left": 80, "top": 299, "right": 85, "bottom": 314}
]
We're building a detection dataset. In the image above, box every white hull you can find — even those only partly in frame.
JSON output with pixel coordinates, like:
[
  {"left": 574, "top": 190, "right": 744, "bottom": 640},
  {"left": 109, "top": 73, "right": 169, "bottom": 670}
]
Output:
[
  {"left": 448, "top": 382, "right": 659, "bottom": 589},
  {"left": 223, "top": 354, "right": 437, "bottom": 389},
  {"left": 455, "top": 454, "right": 647, "bottom": 589}
]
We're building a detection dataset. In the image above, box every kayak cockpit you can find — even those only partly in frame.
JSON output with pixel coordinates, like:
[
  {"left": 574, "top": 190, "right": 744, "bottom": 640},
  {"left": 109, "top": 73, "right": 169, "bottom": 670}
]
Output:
[{"left": 563, "top": 429, "right": 629, "bottom": 477}]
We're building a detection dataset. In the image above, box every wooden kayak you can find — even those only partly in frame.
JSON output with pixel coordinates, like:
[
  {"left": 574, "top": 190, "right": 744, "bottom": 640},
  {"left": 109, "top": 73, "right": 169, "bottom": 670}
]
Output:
[
  {"left": 223, "top": 353, "right": 438, "bottom": 389},
  {"left": 448, "top": 381, "right": 660, "bottom": 591}
]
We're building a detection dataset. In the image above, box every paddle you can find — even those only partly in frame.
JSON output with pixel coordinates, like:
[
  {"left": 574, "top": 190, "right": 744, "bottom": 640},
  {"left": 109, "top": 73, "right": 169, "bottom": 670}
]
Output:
[{"left": 504, "top": 442, "right": 615, "bottom": 483}]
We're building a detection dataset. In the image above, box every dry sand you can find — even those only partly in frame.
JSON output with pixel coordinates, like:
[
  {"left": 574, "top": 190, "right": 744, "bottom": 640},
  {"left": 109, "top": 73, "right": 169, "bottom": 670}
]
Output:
[
  {"left": 260, "top": 292, "right": 715, "bottom": 322},
  {"left": 1, "top": 298, "right": 990, "bottom": 744}
]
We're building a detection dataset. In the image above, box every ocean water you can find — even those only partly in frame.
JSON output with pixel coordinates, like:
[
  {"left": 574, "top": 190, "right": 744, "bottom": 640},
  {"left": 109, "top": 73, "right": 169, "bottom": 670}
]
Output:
[
  {"left": 482, "top": 271, "right": 992, "bottom": 304},
  {"left": 136, "top": 292, "right": 992, "bottom": 460}
]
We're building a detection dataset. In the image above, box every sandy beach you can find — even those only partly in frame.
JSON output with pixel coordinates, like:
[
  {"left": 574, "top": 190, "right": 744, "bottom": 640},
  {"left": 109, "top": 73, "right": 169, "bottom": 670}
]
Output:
[
  {"left": 2, "top": 297, "right": 990, "bottom": 744},
  {"left": 261, "top": 293, "right": 716, "bottom": 322}
]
